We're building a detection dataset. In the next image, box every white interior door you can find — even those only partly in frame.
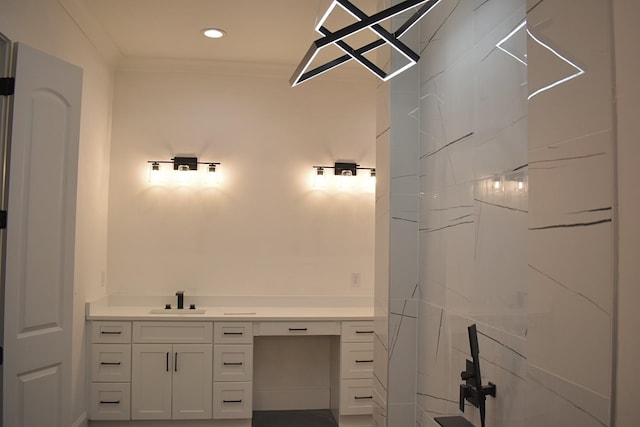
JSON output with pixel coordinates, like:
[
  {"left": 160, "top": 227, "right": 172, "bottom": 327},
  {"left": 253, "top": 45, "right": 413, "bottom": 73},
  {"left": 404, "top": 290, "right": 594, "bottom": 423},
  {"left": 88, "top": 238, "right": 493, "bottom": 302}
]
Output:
[{"left": 2, "top": 43, "right": 82, "bottom": 427}]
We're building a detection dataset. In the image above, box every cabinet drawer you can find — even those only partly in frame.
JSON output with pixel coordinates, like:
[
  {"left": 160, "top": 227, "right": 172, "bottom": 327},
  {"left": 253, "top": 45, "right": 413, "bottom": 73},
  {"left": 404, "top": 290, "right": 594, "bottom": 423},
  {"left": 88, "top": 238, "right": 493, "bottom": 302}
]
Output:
[
  {"left": 213, "top": 382, "right": 253, "bottom": 419},
  {"left": 92, "top": 321, "right": 132, "bottom": 343},
  {"left": 214, "top": 322, "right": 253, "bottom": 344},
  {"left": 91, "top": 344, "right": 131, "bottom": 382},
  {"left": 340, "top": 379, "right": 373, "bottom": 416},
  {"left": 90, "top": 383, "right": 131, "bottom": 420},
  {"left": 341, "top": 343, "right": 373, "bottom": 379},
  {"left": 254, "top": 321, "right": 340, "bottom": 336},
  {"left": 342, "top": 321, "right": 375, "bottom": 343},
  {"left": 133, "top": 321, "right": 212, "bottom": 343},
  {"left": 214, "top": 345, "right": 253, "bottom": 382}
]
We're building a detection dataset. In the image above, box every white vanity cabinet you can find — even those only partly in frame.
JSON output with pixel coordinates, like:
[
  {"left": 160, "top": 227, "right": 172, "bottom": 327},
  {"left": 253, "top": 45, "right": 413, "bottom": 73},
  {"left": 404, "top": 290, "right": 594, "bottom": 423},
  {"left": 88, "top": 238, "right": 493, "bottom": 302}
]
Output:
[
  {"left": 130, "top": 322, "right": 213, "bottom": 420},
  {"left": 89, "top": 321, "right": 132, "bottom": 421},
  {"left": 86, "top": 306, "right": 374, "bottom": 427},
  {"left": 213, "top": 322, "right": 253, "bottom": 419}
]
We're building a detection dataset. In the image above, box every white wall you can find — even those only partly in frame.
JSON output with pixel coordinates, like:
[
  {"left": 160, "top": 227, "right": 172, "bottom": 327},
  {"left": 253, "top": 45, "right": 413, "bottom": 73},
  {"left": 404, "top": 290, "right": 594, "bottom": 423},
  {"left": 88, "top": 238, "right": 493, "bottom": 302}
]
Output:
[
  {"left": 0, "top": 0, "right": 115, "bottom": 424},
  {"left": 106, "top": 59, "right": 376, "bottom": 298}
]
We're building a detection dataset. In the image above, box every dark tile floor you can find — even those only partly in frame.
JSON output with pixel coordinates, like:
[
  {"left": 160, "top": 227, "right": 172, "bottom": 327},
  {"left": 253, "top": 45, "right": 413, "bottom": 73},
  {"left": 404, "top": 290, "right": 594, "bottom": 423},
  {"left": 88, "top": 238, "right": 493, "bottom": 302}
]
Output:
[{"left": 252, "top": 410, "right": 338, "bottom": 427}]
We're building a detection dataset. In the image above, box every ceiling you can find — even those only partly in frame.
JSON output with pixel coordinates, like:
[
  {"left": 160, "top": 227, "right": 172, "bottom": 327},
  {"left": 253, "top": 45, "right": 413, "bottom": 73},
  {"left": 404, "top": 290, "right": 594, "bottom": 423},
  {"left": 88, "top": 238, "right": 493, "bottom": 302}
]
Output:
[{"left": 84, "top": 0, "right": 381, "bottom": 67}]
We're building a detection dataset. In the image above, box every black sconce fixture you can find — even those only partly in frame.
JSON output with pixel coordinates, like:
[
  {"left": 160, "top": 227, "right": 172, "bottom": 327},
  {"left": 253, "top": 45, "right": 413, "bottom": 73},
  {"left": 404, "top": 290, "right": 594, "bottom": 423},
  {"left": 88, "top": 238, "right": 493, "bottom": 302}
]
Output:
[
  {"left": 147, "top": 156, "right": 220, "bottom": 171},
  {"left": 313, "top": 161, "right": 375, "bottom": 177},
  {"left": 147, "top": 156, "right": 221, "bottom": 185}
]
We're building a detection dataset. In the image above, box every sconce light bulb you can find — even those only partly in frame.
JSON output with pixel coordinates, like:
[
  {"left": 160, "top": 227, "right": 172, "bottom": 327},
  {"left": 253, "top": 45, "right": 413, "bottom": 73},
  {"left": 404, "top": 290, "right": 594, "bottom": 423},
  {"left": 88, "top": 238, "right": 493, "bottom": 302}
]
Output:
[
  {"left": 313, "top": 167, "right": 328, "bottom": 189},
  {"left": 149, "top": 162, "right": 163, "bottom": 185},
  {"left": 341, "top": 170, "right": 353, "bottom": 176},
  {"left": 178, "top": 164, "right": 190, "bottom": 172},
  {"left": 370, "top": 169, "right": 376, "bottom": 178},
  {"left": 208, "top": 164, "right": 217, "bottom": 173}
]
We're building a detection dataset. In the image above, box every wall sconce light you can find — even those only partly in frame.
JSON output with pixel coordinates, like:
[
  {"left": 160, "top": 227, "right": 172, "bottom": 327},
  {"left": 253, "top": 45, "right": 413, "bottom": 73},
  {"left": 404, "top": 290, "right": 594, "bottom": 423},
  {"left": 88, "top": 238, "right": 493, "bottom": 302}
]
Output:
[
  {"left": 147, "top": 156, "right": 221, "bottom": 186},
  {"left": 312, "top": 162, "right": 376, "bottom": 191},
  {"left": 313, "top": 162, "right": 376, "bottom": 177}
]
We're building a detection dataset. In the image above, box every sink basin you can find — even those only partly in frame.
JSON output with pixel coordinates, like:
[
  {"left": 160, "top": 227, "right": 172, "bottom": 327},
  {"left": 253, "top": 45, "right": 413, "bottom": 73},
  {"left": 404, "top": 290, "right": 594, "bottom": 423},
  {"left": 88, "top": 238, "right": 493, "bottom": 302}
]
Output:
[{"left": 149, "top": 308, "right": 206, "bottom": 314}]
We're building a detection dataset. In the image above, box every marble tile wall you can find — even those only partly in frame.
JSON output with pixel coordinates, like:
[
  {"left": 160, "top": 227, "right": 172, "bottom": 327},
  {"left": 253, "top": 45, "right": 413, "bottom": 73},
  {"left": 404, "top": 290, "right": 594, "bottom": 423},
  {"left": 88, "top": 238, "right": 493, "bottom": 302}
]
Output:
[
  {"left": 375, "top": 0, "right": 616, "bottom": 426},
  {"left": 374, "top": 2, "right": 422, "bottom": 425},
  {"left": 526, "top": 0, "right": 614, "bottom": 426},
  {"left": 415, "top": 1, "right": 529, "bottom": 427}
]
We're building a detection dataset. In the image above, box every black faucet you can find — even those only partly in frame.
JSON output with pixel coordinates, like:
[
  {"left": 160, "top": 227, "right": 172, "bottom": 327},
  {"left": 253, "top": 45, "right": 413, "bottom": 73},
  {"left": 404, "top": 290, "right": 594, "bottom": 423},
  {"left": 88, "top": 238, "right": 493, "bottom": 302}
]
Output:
[{"left": 175, "top": 291, "right": 184, "bottom": 309}]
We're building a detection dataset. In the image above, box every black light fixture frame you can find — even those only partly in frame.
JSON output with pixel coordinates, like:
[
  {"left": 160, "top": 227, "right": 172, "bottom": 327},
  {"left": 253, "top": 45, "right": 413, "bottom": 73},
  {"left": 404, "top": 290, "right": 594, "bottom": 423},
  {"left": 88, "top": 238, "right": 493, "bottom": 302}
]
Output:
[
  {"left": 313, "top": 162, "right": 375, "bottom": 176},
  {"left": 147, "top": 157, "right": 220, "bottom": 171},
  {"left": 290, "top": 0, "right": 442, "bottom": 86}
]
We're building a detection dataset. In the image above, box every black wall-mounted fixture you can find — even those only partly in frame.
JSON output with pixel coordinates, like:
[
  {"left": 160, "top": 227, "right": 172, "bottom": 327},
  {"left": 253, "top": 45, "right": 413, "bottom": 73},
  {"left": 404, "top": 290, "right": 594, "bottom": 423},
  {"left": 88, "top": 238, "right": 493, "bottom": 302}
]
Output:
[
  {"left": 434, "top": 324, "right": 496, "bottom": 427},
  {"left": 313, "top": 162, "right": 375, "bottom": 177},
  {"left": 147, "top": 156, "right": 221, "bottom": 186},
  {"left": 290, "top": 0, "right": 442, "bottom": 86},
  {"left": 459, "top": 324, "right": 496, "bottom": 426},
  {"left": 147, "top": 156, "right": 220, "bottom": 171}
]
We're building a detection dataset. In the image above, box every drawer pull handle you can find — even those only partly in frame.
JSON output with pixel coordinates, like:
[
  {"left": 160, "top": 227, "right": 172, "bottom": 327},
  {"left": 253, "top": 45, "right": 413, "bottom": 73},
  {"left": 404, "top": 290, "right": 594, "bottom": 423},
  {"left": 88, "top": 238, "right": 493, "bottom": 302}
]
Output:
[
  {"left": 223, "top": 400, "right": 243, "bottom": 403},
  {"left": 355, "top": 331, "right": 374, "bottom": 334},
  {"left": 166, "top": 352, "right": 169, "bottom": 372},
  {"left": 175, "top": 352, "right": 178, "bottom": 372},
  {"left": 355, "top": 360, "right": 374, "bottom": 364},
  {"left": 354, "top": 396, "right": 373, "bottom": 400},
  {"left": 100, "top": 362, "right": 122, "bottom": 366},
  {"left": 288, "top": 328, "right": 308, "bottom": 331},
  {"left": 100, "top": 331, "right": 122, "bottom": 335},
  {"left": 223, "top": 332, "right": 244, "bottom": 335},
  {"left": 223, "top": 362, "right": 244, "bottom": 366},
  {"left": 100, "top": 400, "right": 121, "bottom": 404}
]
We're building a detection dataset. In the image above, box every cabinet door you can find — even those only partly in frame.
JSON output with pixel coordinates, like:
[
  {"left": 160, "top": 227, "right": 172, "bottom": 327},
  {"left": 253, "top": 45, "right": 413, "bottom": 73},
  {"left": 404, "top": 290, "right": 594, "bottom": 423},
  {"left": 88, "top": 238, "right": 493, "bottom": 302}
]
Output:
[
  {"left": 172, "top": 344, "right": 213, "bottom": 419},
  {"left": 131, "top": 344, "right": 172, "bottom": 420}
]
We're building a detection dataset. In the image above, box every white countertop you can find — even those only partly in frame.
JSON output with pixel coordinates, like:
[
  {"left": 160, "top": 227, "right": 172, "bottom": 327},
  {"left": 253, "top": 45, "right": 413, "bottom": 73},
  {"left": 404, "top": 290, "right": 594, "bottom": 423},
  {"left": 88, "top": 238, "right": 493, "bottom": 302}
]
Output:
[{"left": 86, "top": 295, "right": 374, "bottom": 322}]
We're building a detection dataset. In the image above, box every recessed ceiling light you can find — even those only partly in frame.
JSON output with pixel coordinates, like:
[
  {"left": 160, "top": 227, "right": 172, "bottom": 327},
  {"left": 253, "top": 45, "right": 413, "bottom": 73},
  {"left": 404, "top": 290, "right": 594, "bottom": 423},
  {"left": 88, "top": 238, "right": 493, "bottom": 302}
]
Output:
[{"left": 202, "top": 28, "right": 225, "bottom": 39}]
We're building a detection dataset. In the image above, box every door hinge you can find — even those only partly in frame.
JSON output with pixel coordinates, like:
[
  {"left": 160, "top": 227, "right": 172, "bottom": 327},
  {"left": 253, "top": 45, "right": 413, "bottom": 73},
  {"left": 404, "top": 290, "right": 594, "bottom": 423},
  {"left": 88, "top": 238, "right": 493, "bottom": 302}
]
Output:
[
  {"left": 0, "top": 77, "right": 15, "bottom": 96},
  {"left": 0, "top": 210, "right": 7, "bottom": 229}
]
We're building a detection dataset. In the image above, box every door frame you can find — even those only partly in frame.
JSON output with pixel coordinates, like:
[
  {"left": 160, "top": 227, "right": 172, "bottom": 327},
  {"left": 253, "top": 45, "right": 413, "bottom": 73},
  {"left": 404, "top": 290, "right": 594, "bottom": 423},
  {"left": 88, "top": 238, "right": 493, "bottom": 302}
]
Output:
[{"left": 0, "top": 30, "right": 15, "bottom": 422}]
